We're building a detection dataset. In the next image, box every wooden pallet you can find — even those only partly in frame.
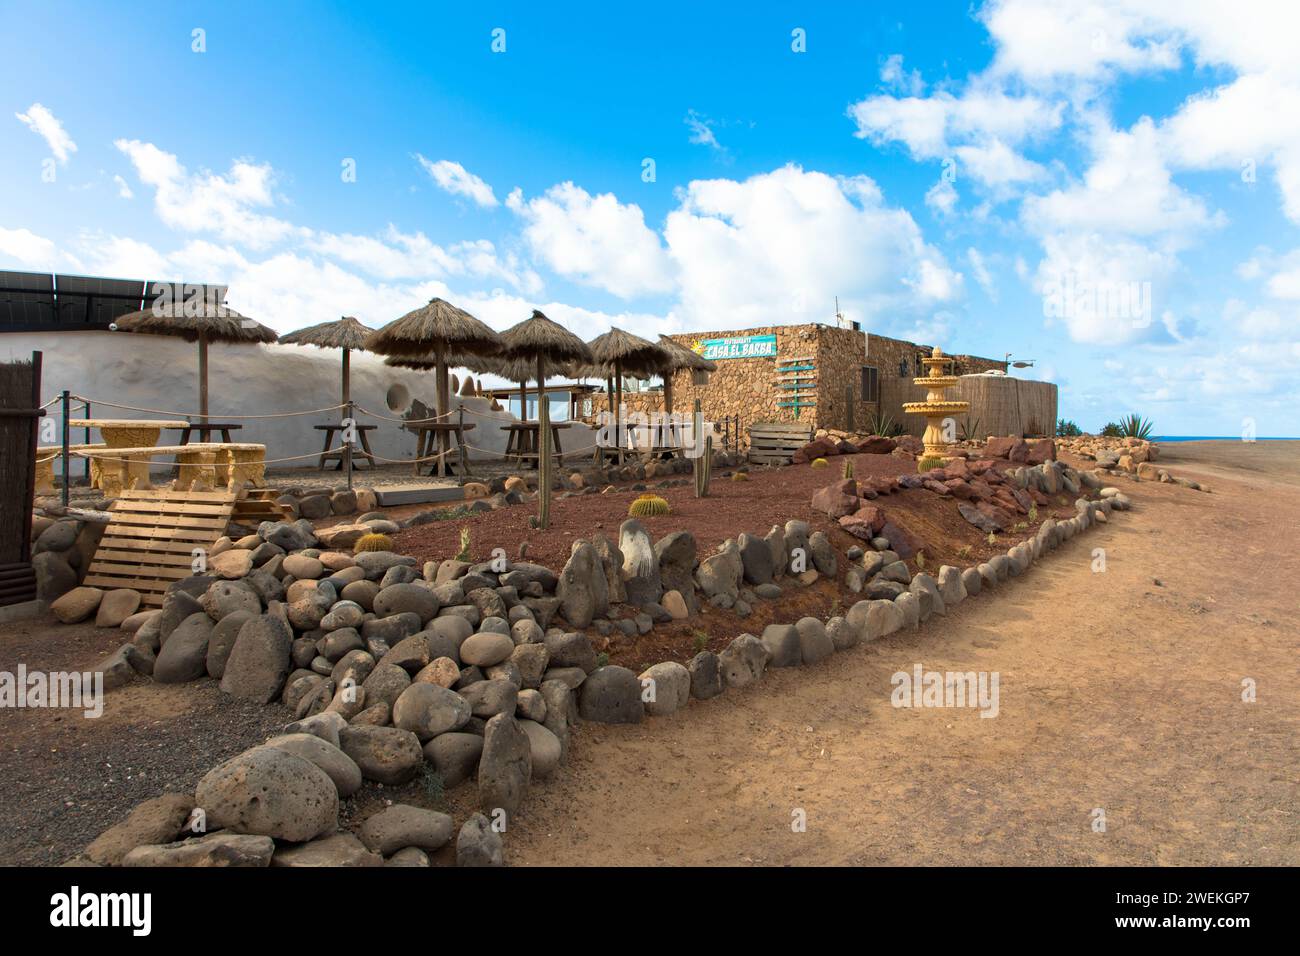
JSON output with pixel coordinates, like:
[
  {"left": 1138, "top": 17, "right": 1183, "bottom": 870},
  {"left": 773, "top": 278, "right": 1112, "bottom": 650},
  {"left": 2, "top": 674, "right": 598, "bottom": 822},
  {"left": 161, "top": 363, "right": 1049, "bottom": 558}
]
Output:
[
  {"left": 232, "top": 488, "right": 291, "bottom": 524},
  {"left": 84, "top": 489, "right": 236, "bottom": 607},
  {"left": 748, "top": 421, "right": 813, "bottom": 465}
]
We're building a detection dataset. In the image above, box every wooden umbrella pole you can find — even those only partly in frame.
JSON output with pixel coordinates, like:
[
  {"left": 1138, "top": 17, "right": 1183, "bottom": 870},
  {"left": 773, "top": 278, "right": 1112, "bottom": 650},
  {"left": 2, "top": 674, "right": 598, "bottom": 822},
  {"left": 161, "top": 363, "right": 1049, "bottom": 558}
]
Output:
[
  {"left": 435, "top": 341, "right": 447, "bottom": 478},
  {"left": 537, "top": 355, "right": 551, "bottom": 530},
  {"left": 615, "top": 358, "right": 624, "bottom": 465},
  {"left": 341, "top": 347, "right": 351, "bottom": 410},
  {"left": 198, "top": 331, "right": 209, "bottom": 425}
]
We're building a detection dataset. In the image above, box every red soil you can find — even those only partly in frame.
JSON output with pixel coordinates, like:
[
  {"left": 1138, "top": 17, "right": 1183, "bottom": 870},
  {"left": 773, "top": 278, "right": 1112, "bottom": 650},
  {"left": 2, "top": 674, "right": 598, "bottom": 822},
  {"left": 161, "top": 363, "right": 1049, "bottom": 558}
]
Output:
[{"left": 392, "top": 452, "right": 1086, "bottom": 672}]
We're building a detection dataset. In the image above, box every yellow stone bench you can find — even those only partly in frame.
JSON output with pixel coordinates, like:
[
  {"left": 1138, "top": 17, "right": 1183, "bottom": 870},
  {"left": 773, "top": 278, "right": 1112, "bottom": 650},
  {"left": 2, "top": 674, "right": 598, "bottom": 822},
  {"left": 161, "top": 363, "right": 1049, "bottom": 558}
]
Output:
[
  {"left": 76, "top": 443, "right": 267, "bottom": 498},
  {"left": 36, "top": 444, "right": 107, "bottom": 495}
]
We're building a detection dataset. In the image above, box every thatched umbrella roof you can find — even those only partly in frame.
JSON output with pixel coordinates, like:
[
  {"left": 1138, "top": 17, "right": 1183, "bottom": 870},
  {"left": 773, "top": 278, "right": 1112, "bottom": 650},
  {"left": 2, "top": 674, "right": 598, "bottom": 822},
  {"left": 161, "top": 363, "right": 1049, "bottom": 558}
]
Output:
[
  {"left": 115, "top": 301, "right": 277, "bottom": 421},
  {"left": 657, "top": 334, "right": 717, "bottom": 372},
  {"left": 654, "top": 334, "right": 716, "bottom": 416},
  {"left": 498, "top": 311, "right": 593, "bottom": 529},
  {"left": 279, "top": 316, "right": 375, "bottom": 407},
  {"left": 366, "top": 298, "right": 502, "bottom": 477},
  {"left": 580, "top": 327, "right": 667, "bottom": 378},
  {"left": 115, "top": 303, "right": 277, "bottom": 344},
  {"left": 499, "top": 310, "right": 592, "bottom": 366},
  {"left": 280, "top": 315, "right": 373, "bottom": 350},
  {"left": 364, "top": 297, "right": 502, "bottom": 358}
]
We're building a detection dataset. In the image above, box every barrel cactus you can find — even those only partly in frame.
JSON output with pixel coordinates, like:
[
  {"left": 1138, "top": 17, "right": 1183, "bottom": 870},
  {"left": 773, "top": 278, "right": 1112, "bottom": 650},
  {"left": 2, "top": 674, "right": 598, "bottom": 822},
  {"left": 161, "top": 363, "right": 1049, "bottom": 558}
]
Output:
[
  {"left": 627, "top": 493, "right": 670, "bottom": 517},
  {"left": 731, "top": 471, "right": 748, "bottom": 481},
  {"left": 353, "top": 532, "right": 395, "bottom": 554},
  {"left": 811, "top": 457, "right": 829, "bottom": 468}
]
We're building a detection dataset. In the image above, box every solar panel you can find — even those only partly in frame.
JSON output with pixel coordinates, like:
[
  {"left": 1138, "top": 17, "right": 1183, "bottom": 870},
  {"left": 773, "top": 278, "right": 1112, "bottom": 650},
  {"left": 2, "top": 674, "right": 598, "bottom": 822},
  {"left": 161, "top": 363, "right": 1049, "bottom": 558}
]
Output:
[
  {"left": 0, "top": 270, "right": 56, "bottom": 330},
  {"left": 54, "top": 274, "right": 146, "bottom": 327}
]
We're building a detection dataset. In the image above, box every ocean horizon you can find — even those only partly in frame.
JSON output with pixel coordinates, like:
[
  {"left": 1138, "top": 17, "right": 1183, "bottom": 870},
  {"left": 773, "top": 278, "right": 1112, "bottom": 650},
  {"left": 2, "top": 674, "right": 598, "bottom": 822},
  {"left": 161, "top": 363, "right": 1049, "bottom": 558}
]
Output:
[{"left": 1152, "top": 436, "right": 1299, "bottom": 442}]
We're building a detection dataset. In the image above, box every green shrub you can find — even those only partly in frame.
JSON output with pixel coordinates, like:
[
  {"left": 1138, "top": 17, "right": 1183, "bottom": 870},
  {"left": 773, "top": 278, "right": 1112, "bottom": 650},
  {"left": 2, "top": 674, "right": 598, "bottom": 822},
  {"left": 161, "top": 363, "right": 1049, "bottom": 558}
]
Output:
[{"left": 1056, "top": 419, "right": 1082, "bottom": 437}]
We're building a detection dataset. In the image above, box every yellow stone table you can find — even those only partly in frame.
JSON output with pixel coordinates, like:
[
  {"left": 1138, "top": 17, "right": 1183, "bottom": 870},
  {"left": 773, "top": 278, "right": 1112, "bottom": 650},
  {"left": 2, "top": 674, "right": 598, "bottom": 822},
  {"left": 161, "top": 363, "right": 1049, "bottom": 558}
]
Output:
[
  {"left": 76, "top": 442, "right": 267, "bottom": 498},
  {"left": 69, "top": 419, "right": 190, "bottom": 490}
]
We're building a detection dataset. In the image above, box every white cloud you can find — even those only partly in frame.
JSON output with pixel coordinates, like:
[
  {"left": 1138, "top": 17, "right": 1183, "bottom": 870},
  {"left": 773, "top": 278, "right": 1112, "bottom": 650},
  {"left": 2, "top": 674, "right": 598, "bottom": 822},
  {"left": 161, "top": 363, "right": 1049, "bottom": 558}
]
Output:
[
  {"left": 685, "top": 110, "right": 725, "bottom": 152},
  {"left": 663, "top": 164, "right": 962, "bottom": 331},
  {"left": 880, "top": 54, "right": 924, "bottom": 97},
  {"left": 1023, "top": 118, "right": 1218, "bottom": 237},
  {"left": 113, "top": 175, "right": 134, "bottom": 199},
  {"left": 507, "top": 181, "right": 675, "bottom": 298},
  {"left": 967, "top": 247, "right": 997, "bottom": 300},
  {"left": 849, "top": 85, "right": 1061, "bottom": 192},
  {"left": 115, "top": 139, "right": 300, "bottom": 248},
  {"left": 925, "top": 179, "right": 958, "bottom": 217},
  {"left": 15, "top": 103, "right": 77, "bottom": 164},
  {"left": 0, "top": 226, "right": 59, "bottom": 267},
  {"left": 415, "top": 156, "right": 499, "bottom": 208}
]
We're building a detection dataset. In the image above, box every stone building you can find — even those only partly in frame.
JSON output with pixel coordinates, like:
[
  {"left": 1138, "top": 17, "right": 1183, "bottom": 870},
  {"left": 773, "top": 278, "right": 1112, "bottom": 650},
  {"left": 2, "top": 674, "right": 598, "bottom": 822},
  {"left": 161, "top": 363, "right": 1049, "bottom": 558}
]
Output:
[{"left": 618, "top": 323, "right": 1038, "bottom": 438}]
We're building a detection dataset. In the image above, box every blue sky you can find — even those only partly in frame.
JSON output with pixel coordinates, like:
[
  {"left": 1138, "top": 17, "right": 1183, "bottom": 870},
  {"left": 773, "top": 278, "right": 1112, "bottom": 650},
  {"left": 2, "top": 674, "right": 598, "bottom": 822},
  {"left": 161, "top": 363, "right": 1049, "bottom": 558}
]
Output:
[{"left": 3, "top": 0, "right": 1299, "bottom": 435}]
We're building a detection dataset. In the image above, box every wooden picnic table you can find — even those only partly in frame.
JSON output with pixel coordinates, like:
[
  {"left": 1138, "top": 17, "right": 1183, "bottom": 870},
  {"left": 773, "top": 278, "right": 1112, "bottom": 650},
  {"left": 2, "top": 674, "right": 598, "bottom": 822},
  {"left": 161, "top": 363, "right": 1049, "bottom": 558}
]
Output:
[
  {"left": 409, "top": 421, "right": 475, "bottom": 477},
  {"left": 502, "top": 421, "right": 572, "bottom": 469},
  {"left": 314, "top": 423, "right": 377, "bottom": 471},
  {"left": 169, "top": 422, "right": 243, "bottom": 444}
]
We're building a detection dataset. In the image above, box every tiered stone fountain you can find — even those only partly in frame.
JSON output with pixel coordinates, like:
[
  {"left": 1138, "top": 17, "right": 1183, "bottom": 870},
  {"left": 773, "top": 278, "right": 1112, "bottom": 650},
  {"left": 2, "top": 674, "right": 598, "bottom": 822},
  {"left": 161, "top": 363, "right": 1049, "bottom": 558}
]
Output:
[{"left": 902, "top": 347, "right": 969, "bottom": 471}]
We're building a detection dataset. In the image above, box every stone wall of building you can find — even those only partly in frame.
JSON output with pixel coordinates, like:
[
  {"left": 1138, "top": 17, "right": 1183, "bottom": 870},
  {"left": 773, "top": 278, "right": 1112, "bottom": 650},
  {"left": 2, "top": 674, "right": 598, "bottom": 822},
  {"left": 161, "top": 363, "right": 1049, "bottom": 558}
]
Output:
[{"left": 595, "top": 324, "right": 1009, "bottom": 442}]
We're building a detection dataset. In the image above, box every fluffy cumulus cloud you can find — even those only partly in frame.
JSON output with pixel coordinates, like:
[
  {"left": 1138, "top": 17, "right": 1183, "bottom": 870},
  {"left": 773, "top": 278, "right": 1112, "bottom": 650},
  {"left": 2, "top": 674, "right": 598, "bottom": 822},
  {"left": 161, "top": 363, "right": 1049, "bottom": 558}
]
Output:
[
  {"left": 415, "top": 156, "right": 499, "bottom": 208},
  {"left": 664, "top": 165, "right": 962, "bottom": 331},
  {"left": 0, "top": 226, "right": 60, "bottom": 268},
  {"left": 15, "top": 102, "right": 77, "bottom": 164},
  {"left": 115, "top": 139, "right": 300, "bottom": 248},
  {"left": 849, "top": 84, "right": 1061, "bottom": 191},
  {"left": 506, "top": 182, "right": 676, "bottom": 299}
]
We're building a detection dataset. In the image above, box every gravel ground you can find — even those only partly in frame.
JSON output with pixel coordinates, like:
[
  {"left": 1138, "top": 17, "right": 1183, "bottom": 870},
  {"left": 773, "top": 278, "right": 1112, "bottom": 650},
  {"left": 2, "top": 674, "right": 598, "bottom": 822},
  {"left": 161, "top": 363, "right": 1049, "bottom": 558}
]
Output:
[{"left": 0, "top": 617, "right": 291, "bottom": 866}]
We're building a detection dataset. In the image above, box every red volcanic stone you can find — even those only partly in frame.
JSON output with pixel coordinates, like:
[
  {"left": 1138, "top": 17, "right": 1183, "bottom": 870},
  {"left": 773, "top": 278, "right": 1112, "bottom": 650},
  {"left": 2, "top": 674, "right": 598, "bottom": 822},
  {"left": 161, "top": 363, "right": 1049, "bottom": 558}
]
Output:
[
  {"left": 1029, "top": 488, "right": 1049, "bottom": 505},
  {"left": 879, "top": 520, "right": 923, "bottom": 560},
  {"left": 1010, "top": 487, "right": 1033, "bottom": 512},
  {"left": 944, "top": 479, "right": 975, "bottom": 500},
  {"left": 968, "top": 459, "right": 997, "bottom": 475},
  {"left": 985, "top": 436, "right": 1017, "bottom": 458},
  {"left": 975, "top": 501, "right": 1015, "bottom": 531},
  {"left": 835, "top": 439, "right": 858, "bottom": 454},
  {"left": 850, "top": 505, "right": 887, "bottom": 533},
  {"left": 1026, "top": 439, "right": 1056, "bottom": 464},
  {"left": 793, "top": 438, "right": 840, "bottom": 464},
  {"left": 969, "top": 478, "right": 997, "bottom": 501},
  {"left": 945, "top": 457, "right": 970, "bottom": 478},
  {"left": 857, "top": 435, "right": 898, "bottom": 455},
  {"left": 923, "top": 479, "right": 951, "bottom": 496},
  {"left": 811, "top": 480, "right": 860, "bottom": 518},
  {"left": 1008, "top": 440, "right": 1030, "bottom": 463}
]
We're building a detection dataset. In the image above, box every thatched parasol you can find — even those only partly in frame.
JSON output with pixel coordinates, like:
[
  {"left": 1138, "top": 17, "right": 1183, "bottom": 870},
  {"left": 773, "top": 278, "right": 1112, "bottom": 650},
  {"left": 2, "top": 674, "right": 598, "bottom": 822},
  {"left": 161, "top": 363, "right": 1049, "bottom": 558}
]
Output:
[
  {"left": 279, "top": 315, "right": 374, "bottom": 408},
  {"left": 655, "top": 334, "right": 716, "bottom": 414},
  {"left": 499, "top": 310, "right": 593, "bottom": 529},
  {"left": 576, "top": 327, "right": 667, "bottom": 462},
  {"left": 115, "top": 300, "right": 277, "bottom": 423},
  {"left": 365, "top": 298, "right": 502, "bottom": 477}
]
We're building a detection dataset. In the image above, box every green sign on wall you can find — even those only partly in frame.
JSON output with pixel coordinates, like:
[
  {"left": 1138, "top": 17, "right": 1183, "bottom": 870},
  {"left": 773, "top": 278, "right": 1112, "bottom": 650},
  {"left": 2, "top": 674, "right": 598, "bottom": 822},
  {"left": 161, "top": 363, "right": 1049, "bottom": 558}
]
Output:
[{"left": 691, "top": 334, "right": 777, "bottom": 360}]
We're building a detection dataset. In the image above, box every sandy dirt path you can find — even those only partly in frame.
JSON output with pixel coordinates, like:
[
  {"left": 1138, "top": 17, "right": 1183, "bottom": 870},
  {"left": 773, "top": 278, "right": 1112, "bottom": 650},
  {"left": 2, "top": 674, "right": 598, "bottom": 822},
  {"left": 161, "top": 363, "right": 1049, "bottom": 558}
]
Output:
[{"left": 499, "top": 442, "right": 1300, "bottom": 866}]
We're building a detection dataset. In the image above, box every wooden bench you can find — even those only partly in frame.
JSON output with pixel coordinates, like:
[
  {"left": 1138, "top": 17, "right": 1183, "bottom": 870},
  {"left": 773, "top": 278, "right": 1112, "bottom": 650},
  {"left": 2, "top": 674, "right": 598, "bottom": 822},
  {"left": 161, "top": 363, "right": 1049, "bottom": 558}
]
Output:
[
  {"left": 36, "top": 444, "right": 106, "bottom": 495},
  {"left": 748, "top": 421, "right": 813, "bottom": 466},
  {"left": 76, "top": 442, "right": 267, "bottom": 498}
]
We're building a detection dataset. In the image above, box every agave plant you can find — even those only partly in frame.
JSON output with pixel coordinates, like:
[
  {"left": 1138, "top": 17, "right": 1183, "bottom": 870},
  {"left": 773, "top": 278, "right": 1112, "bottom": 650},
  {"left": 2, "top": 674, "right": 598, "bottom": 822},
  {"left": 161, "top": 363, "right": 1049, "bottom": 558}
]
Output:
[
  {"left": 865, "top": 409, "right": 904, "bottom": 437},
  {"left": 959, "top": 415, "right": 984, "bottom": 442},
  {"left": 1117, "top": 413, "right": 1154, "bottom": 440}
]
